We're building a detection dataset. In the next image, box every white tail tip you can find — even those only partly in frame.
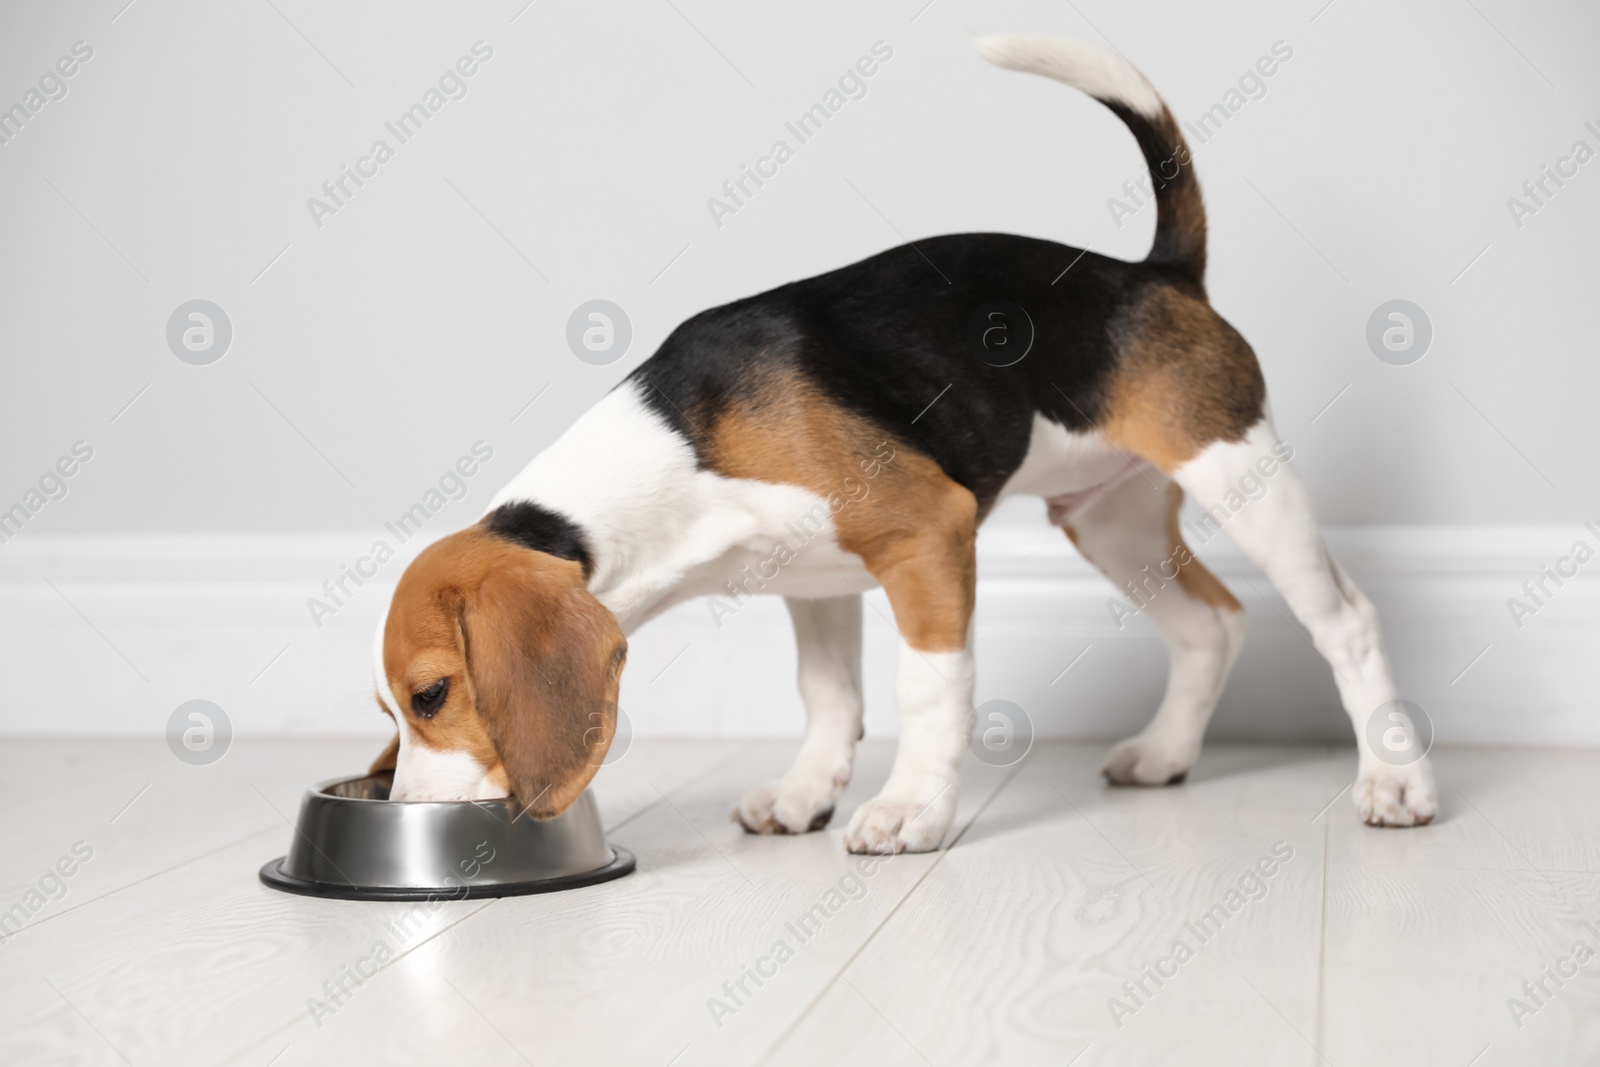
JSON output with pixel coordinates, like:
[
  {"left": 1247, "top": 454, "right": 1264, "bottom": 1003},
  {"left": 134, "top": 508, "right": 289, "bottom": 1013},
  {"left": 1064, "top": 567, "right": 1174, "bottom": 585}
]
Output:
[{"left": 973, "top": 34, "right": 1164, "bottom": 120}]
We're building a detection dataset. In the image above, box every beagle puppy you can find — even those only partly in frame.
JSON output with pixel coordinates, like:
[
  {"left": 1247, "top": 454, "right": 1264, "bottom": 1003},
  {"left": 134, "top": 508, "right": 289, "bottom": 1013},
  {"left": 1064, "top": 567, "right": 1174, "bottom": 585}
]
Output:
[{"left": 370, "top": 35, "right": 1437, "bottom": 854}]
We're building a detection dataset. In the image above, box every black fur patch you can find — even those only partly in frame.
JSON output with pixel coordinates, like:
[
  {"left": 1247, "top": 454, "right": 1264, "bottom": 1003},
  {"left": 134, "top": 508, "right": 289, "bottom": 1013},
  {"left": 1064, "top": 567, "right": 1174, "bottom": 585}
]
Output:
[
  {"left": 1103, "top": 102, "right": 1205, "bottom": 282},
  {"left": 629, "top": 232, "right": 1194, "bottom": 509},
  {"left": 484, "top": 501, "right": 594, "bottom": 577}
]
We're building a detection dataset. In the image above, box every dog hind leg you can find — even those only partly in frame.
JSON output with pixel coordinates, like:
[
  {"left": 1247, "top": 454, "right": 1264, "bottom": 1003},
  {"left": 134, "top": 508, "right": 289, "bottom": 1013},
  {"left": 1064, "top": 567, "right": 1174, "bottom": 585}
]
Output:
[
  {"left": 1057, "top": 467, "right": 1246, "bottom": 785},
  {"left": 1172, "top": 419, "right": 1436, "bottom": 826}
]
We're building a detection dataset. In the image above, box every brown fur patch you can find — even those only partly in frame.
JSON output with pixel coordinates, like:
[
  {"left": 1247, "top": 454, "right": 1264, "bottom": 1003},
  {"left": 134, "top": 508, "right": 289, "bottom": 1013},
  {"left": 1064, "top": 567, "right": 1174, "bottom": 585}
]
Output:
[
  {"left": 696, "top": 374, "right": 978, "bottom": 653},
  {"left": 1164, "top": 483, "right": 1241, "bottom": 612},
  {"left": 383, "top": 526, "right": 626, "bottom": 816},
  {"left": 1101, "top": 285, "right": 1264, "bottom": 472}
]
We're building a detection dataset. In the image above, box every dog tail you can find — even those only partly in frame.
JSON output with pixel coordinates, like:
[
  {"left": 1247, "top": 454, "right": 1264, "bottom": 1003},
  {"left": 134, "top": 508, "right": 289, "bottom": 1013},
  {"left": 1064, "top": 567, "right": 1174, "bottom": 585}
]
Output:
[{"left": 974, "top": 35, "right": 1206, "bottom": 284}]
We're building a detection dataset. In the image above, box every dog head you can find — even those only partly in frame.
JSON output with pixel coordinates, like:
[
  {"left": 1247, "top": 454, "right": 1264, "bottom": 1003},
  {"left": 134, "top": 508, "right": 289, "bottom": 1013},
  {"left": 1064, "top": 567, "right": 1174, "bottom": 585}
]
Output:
[{"left": 371, "top": 525, "right": 626, "bottom": 816}]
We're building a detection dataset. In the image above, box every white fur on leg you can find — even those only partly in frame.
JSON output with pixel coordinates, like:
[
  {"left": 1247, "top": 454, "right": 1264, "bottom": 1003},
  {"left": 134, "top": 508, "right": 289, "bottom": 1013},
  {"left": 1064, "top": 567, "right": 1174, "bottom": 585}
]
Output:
[
  {"left": 845, "top": 643, "right": 972, "bottom": 854},
  {"left": 1100, "top": 602, "right": 1245, "bottom": 785},
  {"left": 1355, "top": 759, "right": 1437, "bottom": 828},
  {"left": 1057, "top": 468, "right": 1247, "bottom": 786},
  {"left": 1173, "top": 420, "right": 1437, "bottom": 826},
  {"left": 738, "top": 596, "right": 864, "bottom": 834}
]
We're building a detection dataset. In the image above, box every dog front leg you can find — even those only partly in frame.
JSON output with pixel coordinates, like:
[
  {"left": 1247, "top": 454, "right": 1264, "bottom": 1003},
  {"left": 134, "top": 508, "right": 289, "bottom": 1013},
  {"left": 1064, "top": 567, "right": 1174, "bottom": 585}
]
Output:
[
  {"left": 736, "top": 595, "right": 863, "bottom": 834},
  {"left": 843, "top": 637, "right": 973, "bottom": 854},
  {"left": 843, "top": 489, "right": 977, "bottom": 855}
]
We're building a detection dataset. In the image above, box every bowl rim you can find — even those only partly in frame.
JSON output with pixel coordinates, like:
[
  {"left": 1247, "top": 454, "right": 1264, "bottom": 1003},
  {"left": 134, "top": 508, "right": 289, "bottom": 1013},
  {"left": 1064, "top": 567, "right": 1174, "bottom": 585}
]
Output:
[
  {"left": 307, "top": 772, "right": 532, "bottom": 813},
  {"left": 258, "top": 846, "right": 635, "bottom": 901}
]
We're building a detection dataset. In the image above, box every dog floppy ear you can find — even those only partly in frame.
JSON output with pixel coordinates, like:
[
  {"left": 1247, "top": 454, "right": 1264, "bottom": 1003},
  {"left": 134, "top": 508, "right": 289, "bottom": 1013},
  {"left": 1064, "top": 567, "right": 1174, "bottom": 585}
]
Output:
[{"left": 459, "top": 553, "right": 626, "bottom": 819}]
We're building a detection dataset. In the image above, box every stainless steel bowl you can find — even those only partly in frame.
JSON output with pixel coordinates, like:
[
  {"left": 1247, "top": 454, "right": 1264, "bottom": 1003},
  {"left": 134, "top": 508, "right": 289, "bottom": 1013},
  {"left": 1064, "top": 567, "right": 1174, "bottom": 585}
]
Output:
[{"left": 259, "top": 774, "right": 634, "bottom": 900}]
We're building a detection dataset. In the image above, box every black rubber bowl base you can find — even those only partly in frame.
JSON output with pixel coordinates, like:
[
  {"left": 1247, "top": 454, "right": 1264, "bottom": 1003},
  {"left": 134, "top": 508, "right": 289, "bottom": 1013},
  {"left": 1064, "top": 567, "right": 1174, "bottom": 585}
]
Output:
[{"left": 258, "top": 846, "right": 635, "bottom": 901}]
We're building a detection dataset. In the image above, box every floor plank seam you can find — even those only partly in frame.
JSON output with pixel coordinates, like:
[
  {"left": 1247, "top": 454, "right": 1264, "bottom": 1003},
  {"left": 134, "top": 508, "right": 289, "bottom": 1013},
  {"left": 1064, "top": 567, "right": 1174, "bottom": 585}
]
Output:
[
  {"left": 18, "top": 742, "right": 1598, "bottom": 1063},
  {"left": 1313, "top": 745, "right": 1334, "bottom": 1065},
  {"left": 214, "top": 897, "right": 501, "bottom": 1066},
  {"left": 752, "top": 753, "right": 1034, "bottom": 1067},
  {"left": 14, "top": 822, "right": 284, "bottom": 942},
  {"left": 40, "top": 742, "right": 757, "bottom": 1065}
]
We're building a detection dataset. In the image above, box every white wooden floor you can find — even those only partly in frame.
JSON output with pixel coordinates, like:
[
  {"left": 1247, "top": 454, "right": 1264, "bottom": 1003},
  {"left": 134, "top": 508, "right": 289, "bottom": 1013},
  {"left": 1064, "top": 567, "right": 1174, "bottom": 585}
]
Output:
[{"left": 3, "top": 740, "right": 1599, "bottom": 1066}]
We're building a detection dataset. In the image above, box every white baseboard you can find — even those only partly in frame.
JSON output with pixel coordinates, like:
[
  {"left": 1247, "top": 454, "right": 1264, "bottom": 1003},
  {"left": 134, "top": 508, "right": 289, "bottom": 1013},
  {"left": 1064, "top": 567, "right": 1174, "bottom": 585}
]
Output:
[{"left": 1, "top": 523, "right": 1594, "bottom": 745}]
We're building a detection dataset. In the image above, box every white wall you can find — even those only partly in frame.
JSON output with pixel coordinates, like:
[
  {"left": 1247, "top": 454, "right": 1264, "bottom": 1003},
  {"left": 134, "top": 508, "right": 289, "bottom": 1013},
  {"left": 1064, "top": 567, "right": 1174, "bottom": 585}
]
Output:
[
  {"left": 2, "top": 0, "right": 1597, "bottom": 742},
  {"left": 2, "top": 523, "right": 1596, "bottom": 746}
]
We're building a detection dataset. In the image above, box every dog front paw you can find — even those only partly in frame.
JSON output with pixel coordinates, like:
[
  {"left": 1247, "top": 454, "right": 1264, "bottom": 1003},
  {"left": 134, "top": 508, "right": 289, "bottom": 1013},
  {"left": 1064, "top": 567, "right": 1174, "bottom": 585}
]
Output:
[
  {"left": 1102, "top": 733, "right": 1197, "bottom": 786},
  {"left": 735, "top": 772, "right": 843, "bottom": 835},
  {"left": 844, "top": 786, "right": 956, "bottom": 854},
  {"left": 1355, "top": 758, "right": 1437, "bottom": 827}
]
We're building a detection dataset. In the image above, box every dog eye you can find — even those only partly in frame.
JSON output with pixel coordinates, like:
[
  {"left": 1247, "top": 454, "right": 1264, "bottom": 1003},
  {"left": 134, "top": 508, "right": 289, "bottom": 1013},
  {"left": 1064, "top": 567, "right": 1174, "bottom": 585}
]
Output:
[{"left": 411, "top": 678, "right": 449, "bottom": 718}]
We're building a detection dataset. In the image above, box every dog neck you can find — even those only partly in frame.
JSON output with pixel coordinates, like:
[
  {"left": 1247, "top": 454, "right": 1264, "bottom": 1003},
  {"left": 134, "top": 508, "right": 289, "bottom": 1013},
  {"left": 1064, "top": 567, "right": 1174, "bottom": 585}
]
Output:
[{"left": 484, "top": 381, "right": 731, "bottom": 632}]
